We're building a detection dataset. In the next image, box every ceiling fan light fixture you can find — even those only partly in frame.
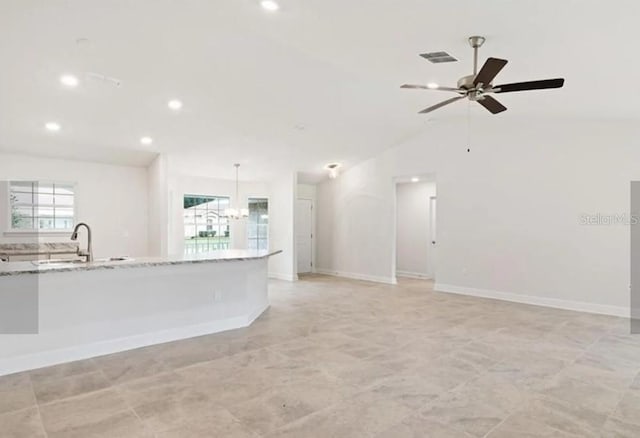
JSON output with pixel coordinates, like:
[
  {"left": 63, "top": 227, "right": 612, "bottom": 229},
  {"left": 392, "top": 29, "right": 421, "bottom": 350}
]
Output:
[{"left": 403, "top": 36, "right": 565, "bottom": 116}]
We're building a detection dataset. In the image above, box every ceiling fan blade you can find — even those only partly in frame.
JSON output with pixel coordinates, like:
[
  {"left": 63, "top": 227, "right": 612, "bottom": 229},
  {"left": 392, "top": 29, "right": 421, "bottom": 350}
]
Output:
[
  {"left": 493, "top": 78, "right": 565, "bottom": 93},
  {"left": 418, "top": 96, "right": 465, "bottom": 114},
  {"left": 401, "top": 84, "right": 463, "bottom": 92},
  {"left": 401, "top": 84, "right": 430, "bottom": 90},
  {"left": 474, "top": 57, "right": 508, "bottom": 87},
  {"left": 477, "top": 95, "right": 507, "bottom": 114}
]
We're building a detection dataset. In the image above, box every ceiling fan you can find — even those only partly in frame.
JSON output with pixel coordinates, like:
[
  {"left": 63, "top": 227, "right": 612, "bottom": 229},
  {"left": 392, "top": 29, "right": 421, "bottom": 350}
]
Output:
[{"left": 401, "top": 36, "right": 565, "bottom": 115}]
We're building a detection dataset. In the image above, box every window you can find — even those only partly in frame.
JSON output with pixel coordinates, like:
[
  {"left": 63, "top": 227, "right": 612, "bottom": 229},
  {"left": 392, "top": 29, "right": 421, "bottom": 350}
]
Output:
[
  {"left": 9, "top": 181, "right": 75, "bottom": 231},
  {"left": 183, "top": 195, "right": 230, "bottom": 254},
  {"left": 247, "top": 198, "right": 268, "bottom": 250}
]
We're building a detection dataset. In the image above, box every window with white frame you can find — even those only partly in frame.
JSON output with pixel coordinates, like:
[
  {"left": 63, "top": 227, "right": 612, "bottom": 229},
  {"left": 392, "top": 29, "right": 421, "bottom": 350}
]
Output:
[
  {"left": 247, "top": 198, "right": 268, "bottom": 250},
  {"left": 183, "top": 195, "right": 230, "bottom": 254},
  {"left": 9, "top": 181, "right": 75, "bottom": 231}
]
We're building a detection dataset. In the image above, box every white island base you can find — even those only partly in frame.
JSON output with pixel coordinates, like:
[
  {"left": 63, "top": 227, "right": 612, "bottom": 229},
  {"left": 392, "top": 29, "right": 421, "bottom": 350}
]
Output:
[{"left": 0, "top": 250, "right": 280, "bottom": 376}]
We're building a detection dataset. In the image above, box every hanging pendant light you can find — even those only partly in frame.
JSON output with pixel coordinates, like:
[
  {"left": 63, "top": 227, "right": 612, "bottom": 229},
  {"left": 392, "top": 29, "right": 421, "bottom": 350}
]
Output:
[{"left": 224, "top": 163, "right": 249, "bottom": 219}]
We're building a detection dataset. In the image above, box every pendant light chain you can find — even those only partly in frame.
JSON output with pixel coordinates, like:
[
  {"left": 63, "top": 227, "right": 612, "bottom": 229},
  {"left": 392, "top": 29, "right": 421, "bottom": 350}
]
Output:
[{"left": 225, "top": 163, "right": 249, "bottom": 220}]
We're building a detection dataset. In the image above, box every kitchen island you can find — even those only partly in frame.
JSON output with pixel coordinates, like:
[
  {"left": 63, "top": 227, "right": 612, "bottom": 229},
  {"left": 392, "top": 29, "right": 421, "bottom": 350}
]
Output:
[{"left": 0, "top": 250, "right": 281, "bottom": 376}]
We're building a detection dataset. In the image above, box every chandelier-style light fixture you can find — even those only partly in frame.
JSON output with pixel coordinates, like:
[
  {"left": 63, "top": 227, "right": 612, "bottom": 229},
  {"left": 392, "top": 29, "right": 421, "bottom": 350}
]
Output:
[{"left": 224, "top": 163, "right": 249, "bottom": 219}]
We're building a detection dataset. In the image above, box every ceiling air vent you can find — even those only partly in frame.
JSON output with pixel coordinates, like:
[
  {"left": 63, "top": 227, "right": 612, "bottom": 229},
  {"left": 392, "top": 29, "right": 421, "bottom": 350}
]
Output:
[{"left": 419, "top": 51, "right": 458, "bottom": 63}]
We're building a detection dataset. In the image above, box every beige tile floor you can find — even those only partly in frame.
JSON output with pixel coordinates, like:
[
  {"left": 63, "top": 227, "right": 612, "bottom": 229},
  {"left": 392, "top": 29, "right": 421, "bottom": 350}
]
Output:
[{"left": 1, "top": 275, "right": 640, "bottom": 437}]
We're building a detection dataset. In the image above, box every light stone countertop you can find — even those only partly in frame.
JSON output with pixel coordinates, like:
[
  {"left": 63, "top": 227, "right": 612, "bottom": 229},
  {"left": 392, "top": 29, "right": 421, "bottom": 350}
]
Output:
[{"left": 0, "top": 249, "right": 282, "bottom": 277}]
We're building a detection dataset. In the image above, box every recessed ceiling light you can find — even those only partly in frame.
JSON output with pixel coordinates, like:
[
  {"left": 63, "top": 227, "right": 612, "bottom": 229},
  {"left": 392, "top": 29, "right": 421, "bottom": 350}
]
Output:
[
  {"left": 261, "top": 0, "right": 280, "bottom": 11},
  {"left": 426, "top": 83, "right": 439, "bottom": 89},
  {"left": 168, "top": 99, "right": 183, "bottom": 110},
  {"left": 140, "top": 136, "right": 153, "bottom": 145},
  {"left": 45, "top": 122, "right": 61, "bottom": 132},
  {"left": 411, "top": 177, "right": 420, "bottom": 183},
  {"left": 60, "top": 74, "right": 79, "bottom": 87}
]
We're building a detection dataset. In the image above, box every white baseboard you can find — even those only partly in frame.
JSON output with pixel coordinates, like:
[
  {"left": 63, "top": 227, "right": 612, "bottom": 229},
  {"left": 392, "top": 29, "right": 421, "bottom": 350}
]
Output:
[
  {"left": 435, "top": 283, "right": 629, "bottom": 317},
  {"left": 247, "top": 303, "right": 270, "bottom": 324},
  {"left": 315, "top": 268, "right": 397, "bottom": 285},
  {"left": 396, "top": 270, "right": 433, "bottom": 280},
  {"left": 0, "top": 304, "right": 270, "bottom": 377},
  {"left": 268, "top": 272, "right": 298, "bottom": 281}
]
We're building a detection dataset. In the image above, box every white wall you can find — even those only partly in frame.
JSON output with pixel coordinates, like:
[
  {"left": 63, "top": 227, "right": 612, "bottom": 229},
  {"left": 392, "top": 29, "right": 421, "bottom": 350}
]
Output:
[
  {"left": 316, "top": 119, "right": 639, "bottom": 315},
  {"left": 0, "top": 153, "right": 149, "bottom": 258},
  {"left": 297, "top": 183, "right": 317, "bottom": 201},
  {"left": 148, "top": 154, "right": 169, "bottom": 257},
  {"left": 396, "top": 181, "right": 436, "bottom": 279},
  {"left": 316, "top": 157, "right": 397, "bottom": 284},
  {"left": 268, "top": 172, "right": 297, "bottom": 281}
]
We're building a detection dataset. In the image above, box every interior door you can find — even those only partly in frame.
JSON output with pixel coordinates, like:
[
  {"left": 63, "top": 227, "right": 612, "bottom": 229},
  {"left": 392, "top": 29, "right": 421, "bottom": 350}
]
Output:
[
  {"left": 296, "top": 199, "right": 313, "bottom": 274},
  {"left": 428, "top": 196, "right": 437, "bottom": 279}
]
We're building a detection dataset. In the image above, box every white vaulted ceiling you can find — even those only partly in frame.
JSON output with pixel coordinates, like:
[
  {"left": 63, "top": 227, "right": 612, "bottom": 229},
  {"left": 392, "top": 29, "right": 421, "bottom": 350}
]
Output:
[{"left": 0, "top": 0, "right": 637, "bottom": 180}]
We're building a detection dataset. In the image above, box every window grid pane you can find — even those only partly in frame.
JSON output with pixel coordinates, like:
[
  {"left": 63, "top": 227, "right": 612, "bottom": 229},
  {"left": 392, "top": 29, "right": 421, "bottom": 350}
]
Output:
[
  {"left": 9, "top": 181, "right": 75, "bottom": 230},
  {"left": 247, "top": 198, "right": 268, "bottom": 251},
  {"left": 184, "top": 195, "right": 230, "bottom": 254}
]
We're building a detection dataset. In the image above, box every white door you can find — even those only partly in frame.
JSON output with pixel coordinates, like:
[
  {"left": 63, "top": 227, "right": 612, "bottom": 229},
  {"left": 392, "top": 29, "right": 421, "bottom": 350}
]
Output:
[
  {"left": 428, "top": 196, "right": 437, "bottom": 279},
  {"left": 296, "top": 199, "right": 313, "bottom": 274}
]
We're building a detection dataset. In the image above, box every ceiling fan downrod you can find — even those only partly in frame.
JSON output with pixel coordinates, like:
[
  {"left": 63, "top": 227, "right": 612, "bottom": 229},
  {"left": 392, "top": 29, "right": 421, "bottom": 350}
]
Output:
[{"left": 468, "top": 36, "right": 486, "bottom": 75}]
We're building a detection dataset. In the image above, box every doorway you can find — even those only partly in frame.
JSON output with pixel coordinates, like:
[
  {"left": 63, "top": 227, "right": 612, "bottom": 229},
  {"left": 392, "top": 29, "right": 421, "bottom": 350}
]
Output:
[
  {"left": 296, "top": 198, "right": 313, "bottom": 274},
  {"left": 428, "top": 195, "right": 437, "bottom": 278},
  {"left": 395, "top": 178, "right": 437, "bottom": 280}
]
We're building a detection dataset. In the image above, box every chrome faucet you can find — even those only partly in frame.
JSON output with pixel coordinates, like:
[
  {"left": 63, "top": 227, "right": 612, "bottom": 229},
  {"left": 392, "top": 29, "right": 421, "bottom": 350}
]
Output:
[{"left": 71, "top": 222, "right": 93, "bottom": 262}]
